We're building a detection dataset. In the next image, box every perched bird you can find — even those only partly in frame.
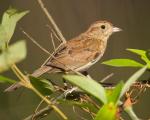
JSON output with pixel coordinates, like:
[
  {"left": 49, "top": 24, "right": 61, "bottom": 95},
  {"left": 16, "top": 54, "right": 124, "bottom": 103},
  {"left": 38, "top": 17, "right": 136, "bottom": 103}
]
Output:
[{"left": 5, "top": 20, "right": 121, "bottom": 92}]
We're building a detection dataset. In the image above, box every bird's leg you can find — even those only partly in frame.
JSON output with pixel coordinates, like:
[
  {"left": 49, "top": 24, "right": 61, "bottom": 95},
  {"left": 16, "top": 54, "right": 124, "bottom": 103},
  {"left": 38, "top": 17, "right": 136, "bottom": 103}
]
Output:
[
  {"left": 63, "top": 78, "right": 68, "bottom": 90},
  {"left": 81, "top": 71, "right": 93, "bottom": 79}
]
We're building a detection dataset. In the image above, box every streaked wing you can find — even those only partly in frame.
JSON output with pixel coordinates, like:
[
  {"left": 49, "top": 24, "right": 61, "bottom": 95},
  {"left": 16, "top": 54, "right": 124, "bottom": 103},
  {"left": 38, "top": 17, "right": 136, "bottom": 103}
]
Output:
[{"left": 46, "top": 37, "right": 104, "bottom": 71}]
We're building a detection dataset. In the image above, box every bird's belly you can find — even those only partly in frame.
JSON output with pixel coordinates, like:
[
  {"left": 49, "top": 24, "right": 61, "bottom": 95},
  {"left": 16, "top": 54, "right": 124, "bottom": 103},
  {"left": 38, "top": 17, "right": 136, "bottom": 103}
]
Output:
[{"left": 75, "top": 51, "right": 103, "bottom": 72}]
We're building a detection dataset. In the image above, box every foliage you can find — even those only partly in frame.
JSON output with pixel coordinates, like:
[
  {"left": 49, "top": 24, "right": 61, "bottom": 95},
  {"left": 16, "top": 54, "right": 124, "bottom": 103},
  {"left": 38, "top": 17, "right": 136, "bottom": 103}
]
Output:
[
  {"left": 63, "top": 66, "right": 147, "bottom": 120},
  {"left": 102, "top": 48, "right": 150, "bottom": 68},
  {"left": 29, "top": 76, "right": 54, "bottom": 96},
  {"left": 0, "top": 7, "right": 149, "bottom": 120},
  {"left": 0, "top": 7, "right": 28, "bottom": 73}
]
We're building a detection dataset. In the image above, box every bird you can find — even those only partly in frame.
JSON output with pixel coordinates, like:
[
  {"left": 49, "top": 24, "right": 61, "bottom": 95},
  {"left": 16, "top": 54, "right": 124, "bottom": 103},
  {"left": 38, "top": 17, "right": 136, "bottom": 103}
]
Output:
[{"left": 5, "top": 20, "right": 122, "bottom": 92}]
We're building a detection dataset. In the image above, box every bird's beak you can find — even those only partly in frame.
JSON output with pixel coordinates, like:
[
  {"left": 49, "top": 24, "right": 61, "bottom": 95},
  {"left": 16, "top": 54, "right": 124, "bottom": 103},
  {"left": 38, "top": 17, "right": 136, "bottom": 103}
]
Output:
[{"left": 113, "top": 27, "right": 122, "bottom": 32}]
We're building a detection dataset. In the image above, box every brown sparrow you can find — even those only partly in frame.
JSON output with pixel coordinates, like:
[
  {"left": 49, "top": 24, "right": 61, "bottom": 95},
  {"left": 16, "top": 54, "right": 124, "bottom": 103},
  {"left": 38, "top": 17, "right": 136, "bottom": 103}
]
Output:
[{"left": 5, "top": 20, "right": 121, "bottom": 92}]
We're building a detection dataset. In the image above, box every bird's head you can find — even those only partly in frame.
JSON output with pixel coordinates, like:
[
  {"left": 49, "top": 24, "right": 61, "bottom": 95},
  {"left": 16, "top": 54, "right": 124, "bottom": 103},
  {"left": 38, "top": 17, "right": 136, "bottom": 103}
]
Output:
[{"left": 86, "top": 20, "right": 122, "bottom": 40}]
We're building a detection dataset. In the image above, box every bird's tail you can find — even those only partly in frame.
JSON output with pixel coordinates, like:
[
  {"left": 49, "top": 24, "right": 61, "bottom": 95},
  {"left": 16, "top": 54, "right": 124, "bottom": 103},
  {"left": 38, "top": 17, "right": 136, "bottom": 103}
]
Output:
[{"left": 4, "top": 66, "right": 52, "bottom": 92}]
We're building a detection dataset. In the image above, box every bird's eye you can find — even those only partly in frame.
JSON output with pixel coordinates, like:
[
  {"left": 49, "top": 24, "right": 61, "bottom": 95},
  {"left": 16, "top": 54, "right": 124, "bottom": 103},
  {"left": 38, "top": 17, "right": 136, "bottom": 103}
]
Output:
[{"left": 101, "top": 25, "right": 105, "bottom": 29}]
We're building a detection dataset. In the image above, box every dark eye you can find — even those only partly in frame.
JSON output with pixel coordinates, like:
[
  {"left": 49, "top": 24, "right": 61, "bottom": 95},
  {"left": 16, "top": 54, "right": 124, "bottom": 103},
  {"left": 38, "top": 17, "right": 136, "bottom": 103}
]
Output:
[{"left": 101, "top": 25, "right": 105, "bottom": 29}]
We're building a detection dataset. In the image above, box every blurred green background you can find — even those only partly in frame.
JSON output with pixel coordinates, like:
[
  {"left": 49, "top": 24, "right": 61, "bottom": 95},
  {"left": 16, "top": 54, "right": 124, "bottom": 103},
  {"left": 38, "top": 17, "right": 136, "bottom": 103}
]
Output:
[{"left": 0, "top": 0, "right": 150, "bottom": 120}]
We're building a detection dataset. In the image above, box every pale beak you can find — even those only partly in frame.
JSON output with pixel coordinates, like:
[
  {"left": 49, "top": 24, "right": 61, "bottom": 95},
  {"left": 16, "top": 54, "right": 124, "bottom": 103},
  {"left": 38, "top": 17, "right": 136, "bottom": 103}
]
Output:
[{"left": 113, "top": 27, "right": 122, "bottom": 32}]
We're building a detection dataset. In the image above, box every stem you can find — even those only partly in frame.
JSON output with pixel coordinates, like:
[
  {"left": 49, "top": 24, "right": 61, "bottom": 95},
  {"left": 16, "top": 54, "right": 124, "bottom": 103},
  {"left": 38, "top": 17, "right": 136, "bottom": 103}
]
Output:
[
  {"left": 125, "top": 106, "right": 140, "bottom": 120},
  {"left": 37, "top": 0, "right": 66, "bottom": 43},
  {"left": 24, "top": 106, "right": 52, "bottom": 120},
  {"left": 31, "top": 87, "right": 68, "bottom": 120},
  {"left": 11, "top": 64, "right": 67, "bottom": 120},
  {"left": 11, "top": 64, "right": 27, "bottom": 82}
]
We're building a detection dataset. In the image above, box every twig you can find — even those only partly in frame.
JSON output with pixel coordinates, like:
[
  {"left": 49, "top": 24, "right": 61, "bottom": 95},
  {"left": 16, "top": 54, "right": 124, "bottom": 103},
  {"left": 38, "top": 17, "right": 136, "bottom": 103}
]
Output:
[
  {"left": 31, "top": 86, "right": 68, "bottom": 120},
  {"left": 32, "top": 99, "right": 45, "bottom": 120},
  {"left": 50, "top": 33, "right": 56, "bottom": 51},
  {"left": 22, "top": 30, "right": 50, "bottom": 55},
  {"left": 23, "top": 30, "right": 81, "bottom": 76},
  {"left": 100, "top": 73, "right": 114, "bottom": 82},
  {"left": 46, "top": 24, "right": 62, "bottom": 42},
  {"left": 41, "top": 43, "right": 63, "bottom": 66},
  {"left": 24, "top": 87, "right": 83, "bottom": 120},
  {"left": 24, "top": 106, "right": 52, "bottom": 120},
  {"left": 72, "top": 106, "right": 89, "bottom": 120},
  {"left": 37, "top": 0, "right": 66, "bottom": 43}
]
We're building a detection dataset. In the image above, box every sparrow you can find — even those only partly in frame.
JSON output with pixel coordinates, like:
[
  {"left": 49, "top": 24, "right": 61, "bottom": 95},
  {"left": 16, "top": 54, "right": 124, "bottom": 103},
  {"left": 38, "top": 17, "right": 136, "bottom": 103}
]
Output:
[{"left": 5, "top": 20, "right": 121, "bottom": 92}]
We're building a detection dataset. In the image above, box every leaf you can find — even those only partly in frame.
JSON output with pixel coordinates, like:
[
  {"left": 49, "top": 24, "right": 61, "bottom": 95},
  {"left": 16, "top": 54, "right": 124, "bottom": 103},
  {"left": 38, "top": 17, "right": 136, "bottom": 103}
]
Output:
[
  {"left": 0, "top": 25, "right": 7, "bottom": 49},
  {"left": 0, "top": 75, "right": 16, "bottom": 83},
  {"left": 30, "top": 76, "right": 54, "bottom": 96},
  {"left": 0, "top": 7, "right": 29, "bottom": 48},
  {"left": 119, "top": 66, "right": 147, "bottom": 98},
  {"left": 127, "top": 49, "right": 150, "bottom": 67},
  {"left": 127, "top": 49, "right": 146, "bottom": 57},
  {"left": 0, "top": 40, "right": 27, "bottom": 72},
  {"left": 146, "top": 49, "right": 150, "bottom": 60},
  {"left": 63, "top": 75, "right": 107, "bottom": 104},
  {"left": 102, "top": 59, "right": 144, "bottom": 67},
  {"left": 107, "top": 81, "right": 124, "bottom": 104},
  {"left": 94, "top": 103, "right": 118, "bottom": 120}
]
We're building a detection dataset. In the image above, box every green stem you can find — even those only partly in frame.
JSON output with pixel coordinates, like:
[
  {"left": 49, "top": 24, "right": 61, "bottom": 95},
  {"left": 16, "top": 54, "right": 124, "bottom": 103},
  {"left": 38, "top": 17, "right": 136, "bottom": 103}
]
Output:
[
  {"left": 31, "top": 87, "right": 68, "bottom": 120},
  {"left": 125, "top": 106, "right": 140, "bottom": 120},
  {"left": 11, "top": 64, "right": 68, "bottom": 120},
  {"left": 11, "top": 64, "right": 27, "bottom": 82}
]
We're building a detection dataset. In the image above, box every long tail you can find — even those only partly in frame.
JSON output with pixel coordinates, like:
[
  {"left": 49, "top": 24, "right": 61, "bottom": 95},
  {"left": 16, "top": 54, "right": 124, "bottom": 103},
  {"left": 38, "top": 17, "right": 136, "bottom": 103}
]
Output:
[{"left": 4, "top": 66, "right": 52, "bottom": 92}]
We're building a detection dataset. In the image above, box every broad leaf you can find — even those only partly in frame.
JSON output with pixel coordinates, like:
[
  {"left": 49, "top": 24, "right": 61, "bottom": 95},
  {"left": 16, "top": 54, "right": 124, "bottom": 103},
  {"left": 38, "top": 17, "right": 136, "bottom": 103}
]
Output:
[
  {"left": 126, "top": 49, "right": 146, "bottom": 57},
  {"left": 119, "top": 66, "right": 147, "bottom": 98},
  {"left": 141, "top": 56, "right": 150, "bottom": 68},
  {"left": 0, "top": 25, "right": 7, "bottom": 49},
  {"left": 127, "top": 49, "right": 150, "bottom": 67},
  {"left": 102, "top": 59, "right": 144, "bottom": 67},
  {"left": 30, "top": 76, "right": 54, "bottom": 96},
  {"left": 0, "top": 7, "right": 29, "bottom": 48},
  {"left": 107, "top": 81, "right": 124, "bottom": 104},
  {"left": 94, "top": 103, "right": 118, "bottom": 120},
  {"left": 146, "top": 49, "right": 150, "bottom": 60},
  {"left": 0, "top": 75, "right": 16, "bottom": 83},
  {"left": 0, "top": 40, "right": 27, "bottom": 72},
  {"left": 63, "top": 75, "right": 107, "bottom": 104}
]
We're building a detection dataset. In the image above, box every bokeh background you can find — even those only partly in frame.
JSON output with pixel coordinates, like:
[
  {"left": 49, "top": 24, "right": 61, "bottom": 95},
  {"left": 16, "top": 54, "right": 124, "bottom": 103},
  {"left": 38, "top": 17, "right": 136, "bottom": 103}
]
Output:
[{"left": 0, "top": 0, "right": 150, "bottom": 120}]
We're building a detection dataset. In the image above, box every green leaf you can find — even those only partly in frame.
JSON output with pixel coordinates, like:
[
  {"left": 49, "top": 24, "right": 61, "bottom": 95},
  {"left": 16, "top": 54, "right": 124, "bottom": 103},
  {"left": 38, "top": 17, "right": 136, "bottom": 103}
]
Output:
[
  {"left": 0, "top": 75, "right": 16, "bottom": 83},
  {"left": 94, "top": 103, "right": 118, "bottom": 120},
  {"left": 146, "top": 49, "right": 150, "bottom": 60},
  {"left": 127, "top": 49, "right": 146, "bottom": 57},
  {"left": 127, "top": 49, "right": 150, "bottom": 67},
  {"left": 102, "top": 59, "right": 144, "bottom": 67},
  {"left": 107, "top": 81, "right": 124, "bottom": 104},
  {"left": 119, "top": 66, "right": 147, "bottom": 98},
  {"left": 141, "top": 56, "right": 150, "bottom": 68},
  {"left": 63, "top": 75, "right": 107, "bottom": 104},
  {"left": 0, "top": 7, "right": 29, "bottom": 48},
  {"left": 0, "top": 25, "right": 7, "bottom": 49},
  {"left": 30, "top": 76, "right": 54, "bottom": 96},
  {"left": 0, "top": 40, "right": 27, "bottom": 72},
  {"left": 59, "top": 99, "right": 98, "bottom": 113},
  {"left": 125, "top": 106, "right": 140, "bottom": 120}
]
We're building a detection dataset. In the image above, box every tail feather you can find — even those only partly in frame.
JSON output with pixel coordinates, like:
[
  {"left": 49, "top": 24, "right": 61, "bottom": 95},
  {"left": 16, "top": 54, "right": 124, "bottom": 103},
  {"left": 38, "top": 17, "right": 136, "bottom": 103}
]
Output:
[
  {"left": 4, "top": 82, "right": 22, "bottom": 92},
  {"left": 31, "top": 66, "right": 52, "bottom": 77},
  {"left": 4, "top": 66, "right": 52, "bottom": 92}
]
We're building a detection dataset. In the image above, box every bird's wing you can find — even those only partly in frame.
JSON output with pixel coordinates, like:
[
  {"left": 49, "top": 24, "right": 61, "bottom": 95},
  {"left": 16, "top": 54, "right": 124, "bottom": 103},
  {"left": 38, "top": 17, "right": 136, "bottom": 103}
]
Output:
[{"left": 46, "top": 37, "right": 103, "bottom": 71}]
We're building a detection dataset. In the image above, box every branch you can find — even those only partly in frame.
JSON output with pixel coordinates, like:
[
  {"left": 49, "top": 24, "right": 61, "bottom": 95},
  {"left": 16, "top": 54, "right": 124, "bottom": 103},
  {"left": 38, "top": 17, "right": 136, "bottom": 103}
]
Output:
[
  {"left": 37, "top": 0, "right": 66, "bottom": 43},
  {"left": 24, "top": 80, "right": 150, "bottom": 120},
  {"left": 22, "top": 30, "right": 50, "bottom": 55},
  {"left": 24, "top": 106, "right": 52, "bottom": 120},
  {"left": 24, "top": 87, "right": 82, "bottom": 120}
]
